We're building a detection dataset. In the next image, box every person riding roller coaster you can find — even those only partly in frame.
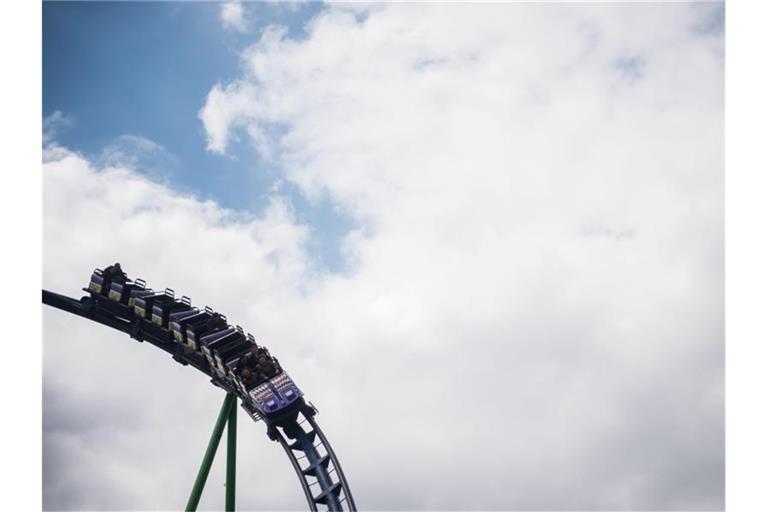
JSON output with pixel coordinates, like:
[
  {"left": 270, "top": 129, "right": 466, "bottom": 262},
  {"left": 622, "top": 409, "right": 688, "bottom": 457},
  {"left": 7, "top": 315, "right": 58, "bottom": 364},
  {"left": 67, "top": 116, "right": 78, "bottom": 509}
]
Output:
[
  {"left": 236, "top": 346, "right": 280, "bottom": 386},
  {"left": 102, "top": 262, "right": 128, "bottom": 284}
]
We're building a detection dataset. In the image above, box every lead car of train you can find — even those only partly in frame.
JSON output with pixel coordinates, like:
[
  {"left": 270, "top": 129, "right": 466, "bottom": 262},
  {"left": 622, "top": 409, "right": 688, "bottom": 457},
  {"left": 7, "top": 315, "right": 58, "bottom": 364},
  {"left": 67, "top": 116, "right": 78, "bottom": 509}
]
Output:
[{"left": 86, "top": 263, "right": 304, "bottom": 422}]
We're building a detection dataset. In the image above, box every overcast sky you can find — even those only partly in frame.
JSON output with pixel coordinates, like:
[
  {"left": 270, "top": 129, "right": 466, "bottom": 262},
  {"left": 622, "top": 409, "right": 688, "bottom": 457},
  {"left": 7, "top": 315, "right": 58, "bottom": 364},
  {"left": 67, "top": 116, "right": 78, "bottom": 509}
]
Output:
[{"left": 43, "top": 2, "right": 724, "bottom": 510}]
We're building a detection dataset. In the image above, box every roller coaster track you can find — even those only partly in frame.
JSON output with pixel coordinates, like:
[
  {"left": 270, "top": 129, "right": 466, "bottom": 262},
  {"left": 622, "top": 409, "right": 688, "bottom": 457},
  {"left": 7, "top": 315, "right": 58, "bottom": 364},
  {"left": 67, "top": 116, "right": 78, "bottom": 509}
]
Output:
[{"left": 42, "top": 289, "right": 356, "bottom": 512}]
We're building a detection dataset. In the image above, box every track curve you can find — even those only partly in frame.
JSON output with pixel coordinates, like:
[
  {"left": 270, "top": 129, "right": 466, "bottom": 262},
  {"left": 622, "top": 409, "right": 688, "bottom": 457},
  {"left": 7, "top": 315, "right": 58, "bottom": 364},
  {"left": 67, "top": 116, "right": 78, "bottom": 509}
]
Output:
[{"left": 42, "top": 287, "right": 356, "bottom": 511}]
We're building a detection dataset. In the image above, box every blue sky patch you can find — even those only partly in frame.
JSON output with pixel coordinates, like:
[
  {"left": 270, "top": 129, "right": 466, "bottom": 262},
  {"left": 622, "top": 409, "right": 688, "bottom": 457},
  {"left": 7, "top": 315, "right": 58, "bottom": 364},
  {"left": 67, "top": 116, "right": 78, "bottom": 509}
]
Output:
[{"left": 43, "top": 1, "right": 354, "bottom": 273}]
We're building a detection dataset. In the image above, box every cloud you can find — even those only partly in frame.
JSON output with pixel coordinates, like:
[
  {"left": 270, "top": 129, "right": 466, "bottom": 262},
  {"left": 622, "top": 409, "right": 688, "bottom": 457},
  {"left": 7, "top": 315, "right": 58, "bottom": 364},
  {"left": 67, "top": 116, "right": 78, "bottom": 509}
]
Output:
[
  {"left": 95, "top": 134, "right": 178, "bottom": 178},
  {"left": 198, "top": 81, "right": 259, "bottom": 154},
  {"left": 220, "top": 1, "right": 247, "bottom": 32},
  {"left": 42, "top": 110, "right": 74, "bottom": 145},
  {"left": 45, "top": 2, "right": 724, "bottom": 510},
  {"left": 195, "top": 2, "right": 724, "bottom": 509}
]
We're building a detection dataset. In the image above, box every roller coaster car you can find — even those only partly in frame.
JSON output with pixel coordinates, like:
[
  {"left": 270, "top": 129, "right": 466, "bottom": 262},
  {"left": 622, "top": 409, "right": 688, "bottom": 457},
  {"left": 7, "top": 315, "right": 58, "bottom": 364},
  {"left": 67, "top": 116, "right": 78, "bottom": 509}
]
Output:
[
  {"left": 87, "top": 263, "right": 128, "bottom": 297},
  {"left": 87, "top": 269, "right": 105, "bottom": 295},
  {"left": 200, "top": 327, "right": 237, "bottom": 367},
  {"left": 151, "top": 295, "right": 192, "bottom": 328},
  {"left": 133, "top": 288, "right": 175, "bottom": 319},
  {"left": 213, "top": 327, "right": 254, "bottom": 377},
  {"left": 249, "top": 370, "right": 303, "bottom": 416},
  {"left": 109, "top": 281, "right": 139, "bottom": 304},
  {"left": 128, "top": 280, "right": 154, "bottom": 308},
  {"left": 169, "top": 307, "right": 214, "bottom": 344},
  {"left": 185, "top": 313, "right": 228, "bottom": 351},
  {"left": 202, "top": 328, "right": 249, "bottom": 376}
]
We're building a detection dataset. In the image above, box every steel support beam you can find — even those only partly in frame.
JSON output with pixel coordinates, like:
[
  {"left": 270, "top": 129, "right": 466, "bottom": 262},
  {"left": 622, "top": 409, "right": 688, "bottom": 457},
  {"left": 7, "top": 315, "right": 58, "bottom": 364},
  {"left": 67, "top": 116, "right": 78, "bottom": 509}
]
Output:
[
  {"left": 226, "top": 396, "right": 237, "bottom": 511},
  {"left": 185, "top": 393, "right": 237, "bottom": 512}
]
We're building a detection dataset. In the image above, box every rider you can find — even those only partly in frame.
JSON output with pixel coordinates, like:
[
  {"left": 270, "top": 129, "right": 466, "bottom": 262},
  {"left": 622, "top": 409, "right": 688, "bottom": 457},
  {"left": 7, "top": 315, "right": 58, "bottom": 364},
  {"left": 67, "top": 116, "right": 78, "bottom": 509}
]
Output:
[
  {"left": 102, "top": 262, "right": 127, "bottom": 284},
  {"left": 240, "top": 367, "right": 254, "bottom": 386}
]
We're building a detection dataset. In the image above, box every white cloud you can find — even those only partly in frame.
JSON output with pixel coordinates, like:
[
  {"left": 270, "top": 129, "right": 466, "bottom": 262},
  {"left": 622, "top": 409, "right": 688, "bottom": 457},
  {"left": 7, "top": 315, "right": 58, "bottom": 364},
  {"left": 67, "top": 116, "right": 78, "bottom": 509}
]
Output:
[
  {"left": 196, "top": 3, "right": 724, "bottom": 509},
  {"left": 42, "top": 110, "right": 74, "bottom": 145},
  {"left": 95, "top": 134, "right": 177, "bottom": 177},
  {"left": 199, "top": 81, "right": 260, "bottom": 154},
  {"left": 45, "top": 3, "right": 724, "bottom": 510},
  {"left": 220, "top": 1, "right": 247, "bottom": 32}
]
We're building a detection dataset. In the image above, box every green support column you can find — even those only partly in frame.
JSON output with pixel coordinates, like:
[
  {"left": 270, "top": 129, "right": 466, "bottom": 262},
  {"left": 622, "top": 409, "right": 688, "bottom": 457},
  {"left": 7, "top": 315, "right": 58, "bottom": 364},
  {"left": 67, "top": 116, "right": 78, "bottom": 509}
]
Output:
[
  {"left": 185, "top": 393, "right": 237, "bottom": 512},
  {"left": 226, "top": 396, "right": 237, "bottom": 511}
]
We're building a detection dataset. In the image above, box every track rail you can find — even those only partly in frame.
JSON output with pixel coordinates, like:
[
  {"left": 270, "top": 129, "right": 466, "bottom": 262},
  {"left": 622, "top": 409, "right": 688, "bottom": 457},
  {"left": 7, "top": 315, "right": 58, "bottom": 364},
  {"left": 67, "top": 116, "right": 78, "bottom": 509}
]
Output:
[
  {"left": 270, "top": 409, "right": 357, "bottom": 511},
  {"left": 42, "top": 288, "right": 356, "bottom": 511}
]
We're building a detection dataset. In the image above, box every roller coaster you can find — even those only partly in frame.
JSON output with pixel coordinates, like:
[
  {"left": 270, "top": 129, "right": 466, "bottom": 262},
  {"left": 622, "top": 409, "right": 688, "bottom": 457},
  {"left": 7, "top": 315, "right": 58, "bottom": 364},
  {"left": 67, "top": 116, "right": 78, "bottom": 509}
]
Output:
[{"left": 42, "top": 263, "right": 356, "bottom": 512}]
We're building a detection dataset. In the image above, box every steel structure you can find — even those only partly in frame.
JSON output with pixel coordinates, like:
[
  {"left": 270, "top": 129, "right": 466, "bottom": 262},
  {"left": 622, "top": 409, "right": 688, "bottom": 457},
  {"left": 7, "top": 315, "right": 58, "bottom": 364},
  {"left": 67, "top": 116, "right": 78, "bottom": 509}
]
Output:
[{"left": 42, "top": 285, "right": 356, "bottom": 512}]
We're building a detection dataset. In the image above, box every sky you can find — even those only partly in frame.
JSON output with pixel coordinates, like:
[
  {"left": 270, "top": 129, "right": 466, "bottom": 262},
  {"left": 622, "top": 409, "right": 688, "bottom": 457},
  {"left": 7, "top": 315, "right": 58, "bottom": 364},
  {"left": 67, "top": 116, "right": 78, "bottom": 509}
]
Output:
[
  {"left": 43, "top": 0, "right": 351, "bottom": 272},
  {"left": 42, "top": 1, "right": 724, "bottom": 510}
]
